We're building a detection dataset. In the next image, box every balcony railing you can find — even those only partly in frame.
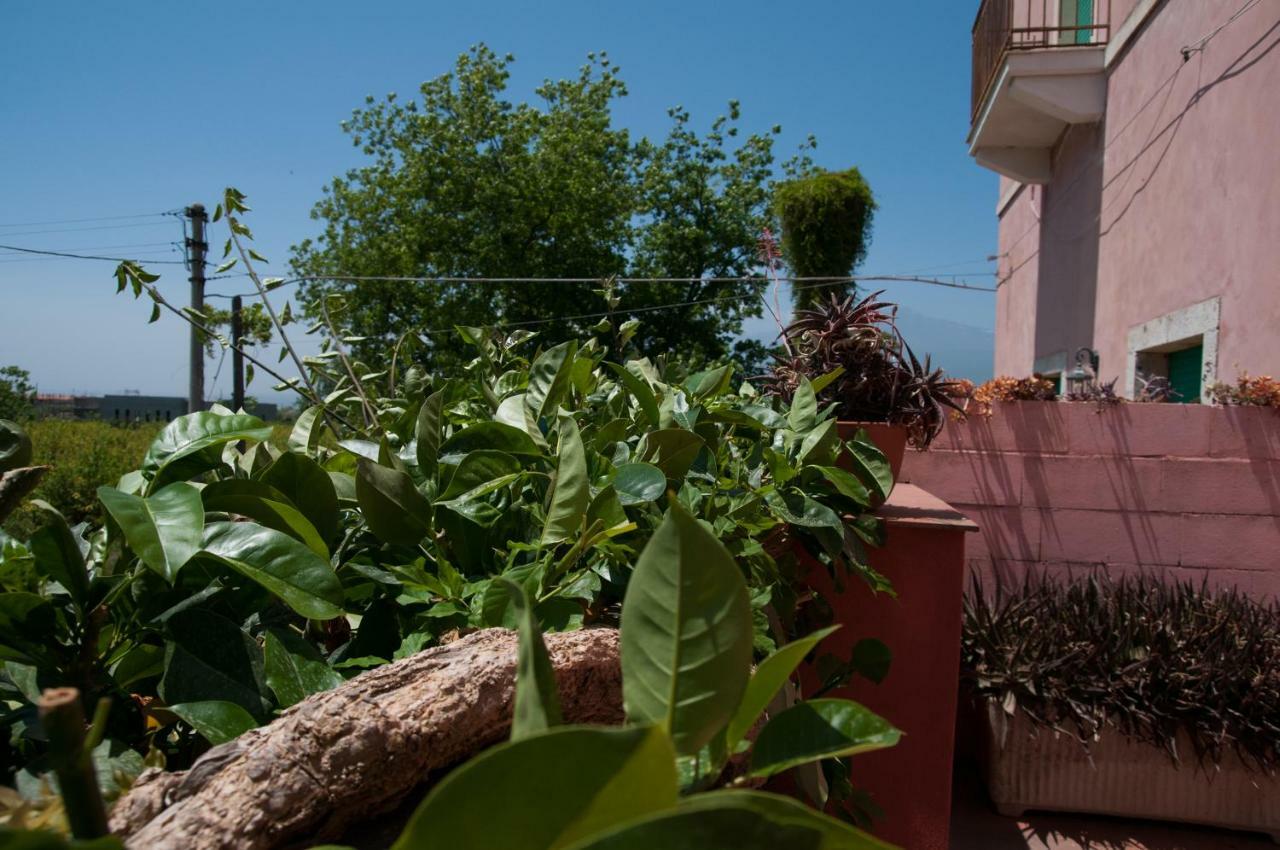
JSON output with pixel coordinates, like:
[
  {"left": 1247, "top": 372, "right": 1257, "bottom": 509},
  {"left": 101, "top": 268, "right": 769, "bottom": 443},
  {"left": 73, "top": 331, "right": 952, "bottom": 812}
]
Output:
[{"left": 972, "top": 0, "right": 1111, "bottom": 121}]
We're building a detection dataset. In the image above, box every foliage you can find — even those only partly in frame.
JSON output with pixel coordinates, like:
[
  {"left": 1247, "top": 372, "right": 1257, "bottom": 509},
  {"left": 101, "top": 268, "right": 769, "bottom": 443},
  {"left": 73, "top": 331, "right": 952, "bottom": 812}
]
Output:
[
  {"left": 0, "top": 369, "right": 36, "bottom": 423},
  {"left": 1209, "top": 373, "right": 1280, "bottom": 408},
  {"left": 195, "top": 303, "right": 273, "bottom": 359},
  {"left": 1062, "top": 376, "right": 1122, "bottom": 411},
  {"left": 765, "top": 292, "right": 962, "bottom": 449},
  {"left": 774, "top": 168, "right": 876, "bottom": 307},
  {"left": 289, "top": 45, "right": 817, "bottom": 373},
  {"left": 962, "top": 576, "right": 1280, "bottom": 772},
  {"left": 381, "top": 507, "right": 900, "bottom": 850},
  {"left": 962, "top": 374, "right": 1058, "bottom": 416}
]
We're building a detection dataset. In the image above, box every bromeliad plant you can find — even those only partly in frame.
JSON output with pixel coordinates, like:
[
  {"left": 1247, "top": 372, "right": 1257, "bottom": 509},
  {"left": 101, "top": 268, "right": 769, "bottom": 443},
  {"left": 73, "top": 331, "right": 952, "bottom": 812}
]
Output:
[
  {"left": 378, "top": 502, "right": 900, "bottom": 850},
  {"left": 765, "top": 292, "right": 962, "bottom": 449}
]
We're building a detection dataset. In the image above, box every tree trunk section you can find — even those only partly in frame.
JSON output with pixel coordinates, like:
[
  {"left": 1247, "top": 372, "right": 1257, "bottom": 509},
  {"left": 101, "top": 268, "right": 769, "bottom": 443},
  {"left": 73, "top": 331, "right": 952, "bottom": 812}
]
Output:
[{"left": 111, "top": 627, "right": 622, "bottom": 849}]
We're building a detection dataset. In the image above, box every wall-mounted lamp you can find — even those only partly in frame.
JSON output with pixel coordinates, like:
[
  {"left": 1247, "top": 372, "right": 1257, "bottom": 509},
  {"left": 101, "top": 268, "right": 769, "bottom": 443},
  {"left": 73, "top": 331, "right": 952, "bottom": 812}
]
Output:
[{"left": 1067, "top": 347, "right": 1100, "bottom": 395}]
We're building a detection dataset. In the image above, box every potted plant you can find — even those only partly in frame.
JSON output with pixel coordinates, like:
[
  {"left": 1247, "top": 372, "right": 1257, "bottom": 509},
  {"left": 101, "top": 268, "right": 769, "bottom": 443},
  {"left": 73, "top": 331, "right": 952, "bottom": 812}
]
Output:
[
  {"left": 961, "top": 576, "right": 1280, "bottom": 842},
  {"left": 765, "top": 292, "right": 963, "bottom": 478}
]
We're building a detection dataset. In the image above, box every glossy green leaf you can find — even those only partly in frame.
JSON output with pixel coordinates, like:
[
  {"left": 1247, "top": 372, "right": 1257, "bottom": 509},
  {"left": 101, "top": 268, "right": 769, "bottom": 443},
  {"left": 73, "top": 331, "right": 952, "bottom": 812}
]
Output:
[
  {"left": 635, "top": 429, "right": 705, "bottom": 482},
  {"left": 725, "top": 626, "right": 840, "bottom": 750},
  {"left": 391, "top": 725, "right": 677, "bottom": 850},
  {"left": 200, "top": 479, "right": 328, "bottom": 557},
  {"left": 142, "top": 412, "right": 271, "bottom": 491},
  {"left": 809, "top": 366, "right": 846, "bottom": 396},
  {"left": 494, "top": 578, "right": 562, "bottom": 740},
  {"left": 264, "top": 628, "right": 344, "bottom": 708},
  {"left": 439, "top": 450, "right": 522, "bottom": 501},
  {"left": 621, "top": 503, "right": 753, "bottom": 755},
  {"left": 25, "top": 501, "right": 89, "bottom": 604},
  {"left": 764, "top": 488, "right": 842, "bottom": 530},
  {"left": 809, "top": 466, "right": 872, "bottom": 507},
  {"left": 612, "top": 462, "right": 666, "bottom": 506},
  {"left": 98, "top": 482, "right": 203, "bottom": 583},
  {"left": 788, "top": 378, "right": 818, "bottom": 432},
  {"left": 415, "top": 389, "right": 445, "bottom": 474},
  {"left": 606, "top": 363, "right": 660, "bottom": 428},
  {"left": 0, "top": 593, "right": 57, "bottom": 665},
  {"left": 495, "top": 393, "right": 549, "bottom": 449},
  {"left": 749, "top": 699, "right": 901, "bottom": 778},
  {"left": 356, "top": 457, "right": 433, "bottom": 545},
  {"left": 844, "top": 432, "right": 893, "bottom": 502},
  {"left": 288, "top": 405, "right": 328, "bottom": 455},
  {"left": 525, "top": 340, "right": 578, "bottom": 423},
  {"left": 542, "top": 413, "right": 589, "bottom": 545},
  {"left": 259, "top": 451, "right": 340, "bottom": 545},
  {"left": 160, "top": 609, "right": 269, "bottom": 719},
  {"left": 197, "top": 521, "right": 344, "bottom": 620},
  {"left": 440, "top": 421, "right": 541, "bottom": 461},
  {"left": 169, "top": 700, "right": 259, "bottom": 745},
  {"left": 686, "top": 365, "right": 733, "bottom": 400}
]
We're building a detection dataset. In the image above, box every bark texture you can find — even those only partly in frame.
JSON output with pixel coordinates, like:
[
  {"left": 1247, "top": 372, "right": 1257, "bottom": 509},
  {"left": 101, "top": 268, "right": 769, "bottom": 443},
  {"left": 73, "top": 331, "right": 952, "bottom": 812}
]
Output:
[{"left": 111, "top": 627, "right": 622, "bottom": 850}]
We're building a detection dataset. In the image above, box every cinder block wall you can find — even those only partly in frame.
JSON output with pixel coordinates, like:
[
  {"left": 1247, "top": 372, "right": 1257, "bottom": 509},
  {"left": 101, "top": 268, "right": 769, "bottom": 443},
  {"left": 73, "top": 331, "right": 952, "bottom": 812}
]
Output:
[{"left": 900, "top": 402, "right": 1280, "bottom": 598}]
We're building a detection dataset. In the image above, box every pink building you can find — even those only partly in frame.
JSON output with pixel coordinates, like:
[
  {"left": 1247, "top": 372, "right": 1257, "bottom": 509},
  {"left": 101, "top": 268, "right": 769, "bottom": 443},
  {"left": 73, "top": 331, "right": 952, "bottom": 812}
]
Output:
[{"left": 968, "top": 0, "right": 1280, "bottom": 402}]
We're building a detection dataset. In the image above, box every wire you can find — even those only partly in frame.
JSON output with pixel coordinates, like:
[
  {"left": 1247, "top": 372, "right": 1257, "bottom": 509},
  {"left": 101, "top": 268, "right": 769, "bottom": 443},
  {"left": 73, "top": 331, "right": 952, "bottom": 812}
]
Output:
[
  {"left": 0, "top": 211, "right": 173, "bottom": 228},
  {"left": 1182, "top": 0, "right": 1264, "bottom": 59},
  {"left": 0, "top": 243, "right": 187, "bottom": 264},
  {"left": 0, "top": 240, "right": 178, "bottom": 255},
  {"left": 0, "top": 220, "right": 177, "bottom": 238}
]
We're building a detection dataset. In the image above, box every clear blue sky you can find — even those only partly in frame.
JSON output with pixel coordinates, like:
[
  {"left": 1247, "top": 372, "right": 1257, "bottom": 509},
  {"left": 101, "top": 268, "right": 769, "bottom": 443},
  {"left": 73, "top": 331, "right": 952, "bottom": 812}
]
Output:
[{"left": 0, "top": 0, "right": 999, "bottom": 402}]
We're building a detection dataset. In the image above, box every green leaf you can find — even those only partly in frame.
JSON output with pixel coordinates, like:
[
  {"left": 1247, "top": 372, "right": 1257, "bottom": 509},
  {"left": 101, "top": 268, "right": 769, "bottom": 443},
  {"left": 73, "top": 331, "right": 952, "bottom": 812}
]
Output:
[
  {"left": 415, "top": 389, "right": 445, "bottom": 475},
  {"left": 439, "top": 450, "right": 522, "bottom": 501},
  {"left": 200, "top": 479, "right": 328, "bottom": 557},
  {"left": 0, "top": 420, "right": 33, "bottom": 473},
  {"left": 764, "top": 488, "right": 842, "bottom": 530},
  {"left": 525, "top": 340, "right": 578, "bottom": 423},
  {"left": 0, "top": 593, "right": 57, "bottom": 665},
  {"left": 160, "top": 609, "right": 269, "bottom": 719},
  {"left": 809, "top": 366, "right": 846, "bottom": 396},
  {"left": 259, "top": 451, "right": 340, "bottom": 545},
  {"left": 606, "top": 363, "right": 660, "bottom": 428},
  {"left": 287, "top": 405, "right": 328, "bottom": 454},
  {"left": 169, "top": 700, "right": 258, "bottom": 745},
  {"left": 494, "top": 578, "right": 562, "bottom": 740},
  {"left": 356, "top": 457, "right": 433, "bottom": 545},
  {"left": 809, "top": 466, "right": 872, "bottom": 507},
  {"left": 197, "top": 521, "right": 344, "bottom": 620},
  {"left": 264, "top": 628, "right": 344, "bottom": 708},
  {"left": 850, "top": 638, "right": 892, "bottom": 685},
  {"left": 621, "top": 503, "right": 753, "bottom": 755},
  {"left": 725, "top": 626, "right": 841, "bottom": 750},
  {"left": 844, "top": 432, "right": 893, "bottom": 502},
  {"left": 98, "top": 482, "right": 203, "bottom": 583},
  {"left": 749, "top": 699, "right": 901, "bottom": 778},
  {"left": 612, "top": 462, "right": 666, "bottom": 506},
  {"left": 542, "top": 413, "right": 589, "bottom": 545},
  {"left": 440, "top": 421, "right": 541, "bottom": 461},
  {"left": 686, "top": 364, "right": 733, "bottom": 400},
  {"left": 635, "top": 429, "right": 705, "bottom": 482},
  {"left": 143, "top": 412, "right": 272, "bottom": 491},
  {"left": 788, "top": 378, "right": 818, "bottom": 432},
  {"left": 391, "top": 726, "right": 677, "bottom": 850},
  {"left": 25, "top": 501, "right": 89, "bottom": 605}
]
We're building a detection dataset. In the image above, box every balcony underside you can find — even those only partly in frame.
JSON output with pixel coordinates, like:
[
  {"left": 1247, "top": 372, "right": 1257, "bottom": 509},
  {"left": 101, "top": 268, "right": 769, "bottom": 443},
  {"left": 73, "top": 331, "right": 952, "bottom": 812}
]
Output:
[{"left": 968, "top": 47, "right": 1106, "bottom": 183}]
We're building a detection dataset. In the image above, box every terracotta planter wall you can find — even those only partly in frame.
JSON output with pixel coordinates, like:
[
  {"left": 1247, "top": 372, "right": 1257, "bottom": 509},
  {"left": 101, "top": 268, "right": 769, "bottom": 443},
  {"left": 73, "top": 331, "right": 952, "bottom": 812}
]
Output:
[{"left": 900, "top": 402, "right": 1280, "bottom": 598}]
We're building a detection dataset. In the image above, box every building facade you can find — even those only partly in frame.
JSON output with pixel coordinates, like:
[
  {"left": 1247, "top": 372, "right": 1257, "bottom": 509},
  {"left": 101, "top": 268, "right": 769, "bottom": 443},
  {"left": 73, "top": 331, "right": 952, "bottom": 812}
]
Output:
[{"left": 969, "top": 0, "right": 1280, "bottom": 400}]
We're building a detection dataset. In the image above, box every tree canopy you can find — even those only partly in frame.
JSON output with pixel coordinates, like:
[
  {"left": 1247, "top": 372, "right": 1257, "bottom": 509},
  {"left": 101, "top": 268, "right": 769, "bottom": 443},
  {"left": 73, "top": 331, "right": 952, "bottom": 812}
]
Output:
[
  {"left": 290, "top": 45, "right": 817, "bottom": 371},
  {"left": 774, "top": 167, "right": 876, "bottom": 308}
]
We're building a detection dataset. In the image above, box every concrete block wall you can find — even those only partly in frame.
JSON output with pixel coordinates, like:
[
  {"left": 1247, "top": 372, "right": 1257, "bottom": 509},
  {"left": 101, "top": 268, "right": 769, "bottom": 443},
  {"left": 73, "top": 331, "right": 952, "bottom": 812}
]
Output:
[{"left": 900, "top": 402, "right": 1280, "bottom": 598}]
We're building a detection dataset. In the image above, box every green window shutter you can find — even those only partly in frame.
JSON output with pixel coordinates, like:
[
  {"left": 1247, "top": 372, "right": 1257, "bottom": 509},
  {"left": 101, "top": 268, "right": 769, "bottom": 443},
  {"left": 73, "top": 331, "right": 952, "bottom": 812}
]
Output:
[{"left": 1167, "top": 345, "right": 1203, "bottom": 404}]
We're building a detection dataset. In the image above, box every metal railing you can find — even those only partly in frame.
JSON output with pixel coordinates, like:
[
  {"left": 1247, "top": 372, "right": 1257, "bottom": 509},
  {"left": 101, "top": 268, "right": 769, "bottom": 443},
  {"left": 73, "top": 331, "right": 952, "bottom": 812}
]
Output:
[{"left": 972, "top": 0, "right": 1112, "bottom": 120}]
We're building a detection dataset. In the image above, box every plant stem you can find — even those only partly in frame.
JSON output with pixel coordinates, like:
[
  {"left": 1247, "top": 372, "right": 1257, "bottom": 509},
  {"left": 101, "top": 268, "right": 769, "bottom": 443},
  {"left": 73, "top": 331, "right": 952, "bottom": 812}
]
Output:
[
  {"left": 319, "top": 296, "right": 378, "bottom": 428},
  {"left": 38, "top": 688, "right": 109, "bottom": 840}
]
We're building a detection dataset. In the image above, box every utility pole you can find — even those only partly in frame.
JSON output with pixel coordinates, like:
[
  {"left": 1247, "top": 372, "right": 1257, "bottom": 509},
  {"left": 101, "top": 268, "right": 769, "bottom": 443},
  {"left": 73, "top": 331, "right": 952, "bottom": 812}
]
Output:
[
  {"left": 231, "top": 295, "right": 245, "bottom": 411},
  {"left": 184, "top": 204, "right": 208, "bottom": 414}
]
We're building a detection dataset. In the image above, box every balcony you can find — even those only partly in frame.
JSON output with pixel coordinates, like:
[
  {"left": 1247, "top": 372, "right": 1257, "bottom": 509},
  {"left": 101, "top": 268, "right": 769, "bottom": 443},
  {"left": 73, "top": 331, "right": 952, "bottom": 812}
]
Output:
[{"left": 968, "top": 0, "right": 1111, "bottom": 183}]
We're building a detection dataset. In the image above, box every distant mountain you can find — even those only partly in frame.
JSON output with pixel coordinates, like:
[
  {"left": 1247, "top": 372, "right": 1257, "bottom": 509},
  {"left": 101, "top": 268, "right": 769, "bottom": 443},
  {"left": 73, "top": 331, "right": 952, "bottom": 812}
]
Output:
[{"left": 894, "top": 307, "right": 994, "bottom": 382}]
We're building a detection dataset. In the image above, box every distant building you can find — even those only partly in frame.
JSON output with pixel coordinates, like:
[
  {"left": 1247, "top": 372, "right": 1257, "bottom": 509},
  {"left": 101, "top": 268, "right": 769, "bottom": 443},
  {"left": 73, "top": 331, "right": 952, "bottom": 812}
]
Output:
[
  {"left": 33, "top": 394, "right": 100, "bottom": 419},
  {"left": 34, "top": 393, "right": 186, "bottom": 423},
  {"left": 968, "top": 0, "right": 1279, "bottom": 400}
]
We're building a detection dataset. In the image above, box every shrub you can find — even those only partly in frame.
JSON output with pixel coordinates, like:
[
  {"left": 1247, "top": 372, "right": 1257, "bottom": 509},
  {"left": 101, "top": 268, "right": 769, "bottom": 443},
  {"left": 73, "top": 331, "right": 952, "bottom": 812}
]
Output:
[
  {"left": 962, "top": 576, "right": 1280, "bottom": 772},
  {"left": 0, "top": 366, "right": 36, "bottom": 421},
  {"left": 774, "top": 168, "right": 876, "bottom": 308},
  {"left": 1209, "top": 373, "right": 1280, "bottom": 408}
]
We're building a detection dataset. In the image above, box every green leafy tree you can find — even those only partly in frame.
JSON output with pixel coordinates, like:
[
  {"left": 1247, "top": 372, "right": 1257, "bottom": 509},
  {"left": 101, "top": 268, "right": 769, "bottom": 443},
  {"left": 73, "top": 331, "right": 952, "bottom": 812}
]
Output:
[
  {"left": 291, "top": 45, "right": 817, "bottom": 372},
  {"left": 774, "top": 168, "right": 876, "bottom": 307},
  {"left": 0, "top": 366, "right": 36, "bottom": 421}
]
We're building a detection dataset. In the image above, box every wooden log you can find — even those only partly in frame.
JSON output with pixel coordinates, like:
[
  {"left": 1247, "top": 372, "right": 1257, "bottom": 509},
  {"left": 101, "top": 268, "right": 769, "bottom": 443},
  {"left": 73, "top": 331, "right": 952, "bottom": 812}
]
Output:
[{"left": 111, "top": 627, "right": 622, "bottom": 849}]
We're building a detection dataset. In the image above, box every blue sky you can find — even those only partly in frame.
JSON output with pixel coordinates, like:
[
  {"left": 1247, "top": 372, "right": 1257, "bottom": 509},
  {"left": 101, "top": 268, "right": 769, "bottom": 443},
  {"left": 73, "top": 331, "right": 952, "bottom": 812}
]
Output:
[{"left": 0, "top": 0, "right": 999, "bottom": 402}]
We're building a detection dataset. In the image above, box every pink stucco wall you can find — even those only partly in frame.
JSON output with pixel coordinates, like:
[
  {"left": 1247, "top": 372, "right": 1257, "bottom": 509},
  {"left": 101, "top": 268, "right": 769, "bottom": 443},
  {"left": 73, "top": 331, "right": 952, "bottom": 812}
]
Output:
[
  {"left": 992, "top": 0, "right": 1280, "bottom": 383},
  {"left": 901, "top": 402, "right": 1280, "bottom": 598}
]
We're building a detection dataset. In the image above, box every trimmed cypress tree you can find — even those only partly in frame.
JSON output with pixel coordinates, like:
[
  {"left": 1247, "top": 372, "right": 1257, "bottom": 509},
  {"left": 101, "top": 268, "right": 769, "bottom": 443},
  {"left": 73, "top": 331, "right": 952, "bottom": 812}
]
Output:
[{"left": 774, "top": 168, "right": 876, "bottom": 307}]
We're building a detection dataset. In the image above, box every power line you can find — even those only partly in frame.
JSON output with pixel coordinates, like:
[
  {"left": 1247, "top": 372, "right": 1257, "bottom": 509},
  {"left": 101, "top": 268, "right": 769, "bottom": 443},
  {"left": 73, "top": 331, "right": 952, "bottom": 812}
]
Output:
[
  {"left": 1182, "top": 0, "right": 1264, "bottom": 59},
  {"left": 0, "top": 240, "right": 178, "bottom": 255},
  {"left": 0, "top": 211, "right": 174, "bottom": 228},
  {"left": 0, "top": 220, "right": 176, "bottom": 238},
  {"left": 0, "top": 243, "right": 187, "bottom": 264}
]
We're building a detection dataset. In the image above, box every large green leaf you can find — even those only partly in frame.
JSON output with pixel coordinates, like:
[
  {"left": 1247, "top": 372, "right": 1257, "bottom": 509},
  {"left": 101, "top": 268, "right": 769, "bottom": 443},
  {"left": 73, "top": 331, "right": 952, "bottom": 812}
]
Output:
[
  {"left": 612, "top": 463, "right": 666, "bottom": 506},
  {"left": 788, "top": 378, "right": 818, "bottom": 432},
  {"left": 415, "top": 389, "right": 445, "bottom": 474},
  {"left": 356, "top": 457, "right": 433, "bottom": 545},
  {"left": 686, "top": 365, "right": 733, "bottom": 400},
  {"left": 606, "top": 363, "right": 659, "bottom": 428},
  {"left": 264, "top": 627, "right": 344, "bottom": 708},
  {"left": 494, "top": 578, "right": 562, "bottom": 740},
  {"left": 749, "top": 699, "right": 901, "bottom": 778},
  {"left": 568, "top": 790, "right": 895, "bottom": 850},
  {"left": 142, "top": 412, "right": 271, "bottom": 491},
  {"left": 635, "top": 429, "right": 705, "bottom": 482},
  {"left": 541, "top": 413, "right": 589, "bottom": 545},
  {"left": 160, "top": 609, "right": 269, "bottom": 719},
  {"left": 197, "top": 521, "right": 344, "bottom": 620},
  {"left": 764, "top": 488, "right": 842, "bottom": 530},
  {"left": 809, "top": 466, "right": 872, "bottom": 508},
  {"left": 0, "top": 420, "right": 33, "bottom": 473},
  {"left": 287, "top": 405, "right": 328, "bottom": 455},
  {"left": 0, "top": 593, "right": 57, "bottom": 665},
  {"left": 259, "top": 451, "right": 340, "bottom": 545},
  {"left": 200, "top": 479, "right": 328, "bottom": 557},
  {"left": 169, "top": 700, "right": 259, "bottom": 745},
  {"left": 98, "top": 482, "right": 203, "bottom": 583},
  {"left": 725, "top": 626, "right": 840, "bottom": 750},
  {"left": 25, "top": 501, "right": 89, "bottom": 605},
  {"left": 525, "top": 340, "right": 578, "bottom": 423},
  {"left": 438, "top": 450, "right": 522, "bottom": 501},
  {"left": 391, "top": 725, "right": 677, "bottom": 850},
  {"left": 620, "top": 503, "right": 753, "bottom": 755},
  {"left": 440, "top": 422, "right": 541, "bottom": 462},
  {"left": 843, "top": 432, "right": 893, "bottom": 502}
]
